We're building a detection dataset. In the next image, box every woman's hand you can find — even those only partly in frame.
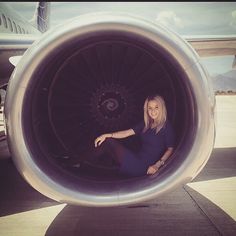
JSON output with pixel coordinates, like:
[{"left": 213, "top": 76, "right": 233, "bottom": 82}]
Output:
[
  {"left": 147, "top": 161, "right": 163, "bottom": 175},
  {"left": 94, "top": 134, "right": 110, "bottom": 147}
]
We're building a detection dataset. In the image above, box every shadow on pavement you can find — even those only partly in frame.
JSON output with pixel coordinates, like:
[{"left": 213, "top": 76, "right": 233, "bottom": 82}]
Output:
[{"left": 0, "top": 158, "right": 59, "bottom": 217}]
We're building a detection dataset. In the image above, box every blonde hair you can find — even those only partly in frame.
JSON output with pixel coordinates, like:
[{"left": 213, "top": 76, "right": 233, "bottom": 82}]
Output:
[{"left": 143, "top": 95, "right": 167, "bottom": 134}]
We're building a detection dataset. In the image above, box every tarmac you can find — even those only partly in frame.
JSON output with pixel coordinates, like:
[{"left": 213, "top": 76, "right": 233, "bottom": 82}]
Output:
[{"left": 0, "top": 95, "right": 235, "bottom": 236}]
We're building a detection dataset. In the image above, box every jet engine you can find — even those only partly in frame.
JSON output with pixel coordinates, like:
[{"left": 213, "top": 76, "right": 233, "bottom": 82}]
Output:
[{"left": 4, "top": 13, "right": 215, "bottom": 206}]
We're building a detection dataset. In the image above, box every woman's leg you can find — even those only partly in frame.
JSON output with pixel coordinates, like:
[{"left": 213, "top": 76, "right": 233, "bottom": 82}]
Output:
[
  {"left": 66, "top": 142, "right": 107, "bottom": 165},
  {"left": 66, "top": 138, "right": 128, "bottom": 166},
  {"left": 102, "top": 138, "right": 127, "bottom": 165}
]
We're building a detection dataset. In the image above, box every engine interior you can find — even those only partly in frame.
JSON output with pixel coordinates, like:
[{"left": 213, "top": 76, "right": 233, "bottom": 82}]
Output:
[{"left": 21, "top": 31, "right": 196, "bottom": 185}]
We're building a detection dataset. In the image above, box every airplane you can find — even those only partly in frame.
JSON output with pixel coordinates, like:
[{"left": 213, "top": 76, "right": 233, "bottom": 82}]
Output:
[
  {"left": 0, "top": 2, "right": 49, "bottom": 99},
  {"left": 0, "top": 2, "right": 236, "bottom": 207}
]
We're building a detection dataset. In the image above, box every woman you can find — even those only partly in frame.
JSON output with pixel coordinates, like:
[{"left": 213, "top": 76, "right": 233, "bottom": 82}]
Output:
[{"left": 94, "top": 94, "right": 175, "bottom": 177}]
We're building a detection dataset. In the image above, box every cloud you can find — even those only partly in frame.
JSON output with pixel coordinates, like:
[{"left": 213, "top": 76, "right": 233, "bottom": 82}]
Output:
[{"left": 155, "top": 11, "right": 184, "bottom": 29}]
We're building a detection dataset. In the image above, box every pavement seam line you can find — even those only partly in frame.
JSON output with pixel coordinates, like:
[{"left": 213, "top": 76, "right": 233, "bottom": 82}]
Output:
[{"left": 183, "top": 186, "right": 223, "bottom": 236}]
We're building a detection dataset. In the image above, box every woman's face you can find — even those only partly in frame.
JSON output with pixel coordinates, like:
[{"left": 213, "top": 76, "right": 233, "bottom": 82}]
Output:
[{"left": 147, "top": 100, "right": 160, "bottom": 120}]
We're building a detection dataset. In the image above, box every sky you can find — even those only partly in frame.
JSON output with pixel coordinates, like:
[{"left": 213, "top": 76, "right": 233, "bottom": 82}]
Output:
[{"left": 3, "top": 2, "right": 236, "bottom": 77}]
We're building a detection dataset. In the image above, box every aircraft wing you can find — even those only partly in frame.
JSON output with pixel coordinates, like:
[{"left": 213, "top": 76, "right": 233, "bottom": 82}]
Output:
[
  {"left": 1, "top": 34, "right": 236, "bottom": 87},
  {"left": 184, "top": 35, "right": 236, "bottom": 57},
  {"left": 0, "top": 1, "right": 48, "bottom": 87},
  {"left": 2, "top": 34, "right": 236, "bottom": 56}
]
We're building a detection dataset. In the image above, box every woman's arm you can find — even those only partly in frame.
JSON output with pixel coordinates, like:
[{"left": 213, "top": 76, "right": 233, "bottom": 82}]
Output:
[
  {"left": 158, "top": 147, "right": 174, "bottom": 164},
  {"left": 95, "top": 129, "right": 135, "bottom": 147},
  {"left": 147, "top": 147, "right": 174, "bottom": 175}
]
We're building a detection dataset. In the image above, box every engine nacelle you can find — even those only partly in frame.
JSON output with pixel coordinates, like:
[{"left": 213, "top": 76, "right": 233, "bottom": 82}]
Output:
[{"left": 4, "top": 13, "right": 215, "bottom": 206}]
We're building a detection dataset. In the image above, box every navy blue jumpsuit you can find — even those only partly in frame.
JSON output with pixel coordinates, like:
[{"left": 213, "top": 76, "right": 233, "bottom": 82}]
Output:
[{"left": 117, "top": 120, "right": 175, "bottom": 177}]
